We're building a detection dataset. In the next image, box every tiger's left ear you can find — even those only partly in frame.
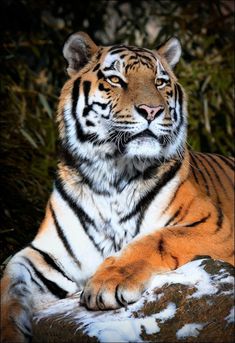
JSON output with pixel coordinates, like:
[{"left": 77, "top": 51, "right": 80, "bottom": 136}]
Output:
[
  {"left": 156, "top": 37, "right": 181, "bottom": 68},
  {"left": 63, "top": 32, "right": 98, "bottom": 77}
]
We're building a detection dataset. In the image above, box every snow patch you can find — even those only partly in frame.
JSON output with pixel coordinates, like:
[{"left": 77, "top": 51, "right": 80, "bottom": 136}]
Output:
[
  {"left": 84, "top": 316, "right": 160, "bottom": 342},
  {"left": 225, "top": 306, "right": 235, "bottom": 324},
  {"left": 148, "top": 259, "right": 218, "bottom": 298},
  {"left": 153, "top": 302, "right": 176, "bottom": 322},
  {"left": 176, "top": 323, "right": 204, "bottom": 339},
  {"left": 34, "top": 295, "right": 176, "bottom": 342}
]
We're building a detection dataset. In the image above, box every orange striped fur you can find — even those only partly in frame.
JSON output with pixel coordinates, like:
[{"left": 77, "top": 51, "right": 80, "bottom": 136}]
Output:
[{"left": 1, "top": 32, "right": 234, "bottom": 342}]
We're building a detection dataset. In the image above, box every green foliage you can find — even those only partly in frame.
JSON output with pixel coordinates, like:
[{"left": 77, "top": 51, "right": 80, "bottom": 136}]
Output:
[{"left": 0, "top": 0, "right": 234, "bottom": 263}]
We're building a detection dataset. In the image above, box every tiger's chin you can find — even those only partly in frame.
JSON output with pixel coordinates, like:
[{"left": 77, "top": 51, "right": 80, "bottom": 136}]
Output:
[
  {"left": 125, "top": 139, "right": 162, "bottom": 159},
  {"left": 123, "top": 138, "right": 181, "bottom": 161}
]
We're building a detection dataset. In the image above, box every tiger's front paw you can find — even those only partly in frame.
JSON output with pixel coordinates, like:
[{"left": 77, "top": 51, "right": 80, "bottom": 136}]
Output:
[{"left": 80, "top": 257, "right": 152, "bottom": 310}]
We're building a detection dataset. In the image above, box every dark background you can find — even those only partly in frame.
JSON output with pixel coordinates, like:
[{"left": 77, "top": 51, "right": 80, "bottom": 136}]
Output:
[{"left": 0, "top": 0, "right": 234, "bottom": 266}]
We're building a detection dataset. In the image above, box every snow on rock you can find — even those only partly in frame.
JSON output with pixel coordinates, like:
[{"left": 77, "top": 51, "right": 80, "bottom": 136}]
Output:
[
  {"left": 148, "top": 258, "right": 218, "bottom": 298},
  {"left": 176, "top": 323, "right": 204, "bottom": 339},
  {"left": 225, "top": 306, "right": 235, "bottom": 324},
  {"left": 32, "top": 258, "right": 234, "bottom": 343}
]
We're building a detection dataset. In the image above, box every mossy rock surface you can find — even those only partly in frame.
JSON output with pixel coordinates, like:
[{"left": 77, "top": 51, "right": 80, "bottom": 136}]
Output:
[{"left": 33, "top": 258, "right": 234, "bottom": 343}]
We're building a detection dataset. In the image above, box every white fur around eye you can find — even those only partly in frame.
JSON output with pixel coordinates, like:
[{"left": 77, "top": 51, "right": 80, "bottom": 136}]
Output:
[{"left": 155, "top": 79, "right": 167, "bottom": 89}]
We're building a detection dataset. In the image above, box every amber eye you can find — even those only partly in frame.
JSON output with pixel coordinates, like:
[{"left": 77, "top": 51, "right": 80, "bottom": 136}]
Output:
[
  {"left": 108, "top": 76, "right": 120, "bottom": 84},
  {"left": 156, "top": 78, "right": 166, "bottom": 88}
]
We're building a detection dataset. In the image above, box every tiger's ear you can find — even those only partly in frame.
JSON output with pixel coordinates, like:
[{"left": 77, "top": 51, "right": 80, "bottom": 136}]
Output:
[
  {"left": 156, "top": 37, "right": 181, "bottom": 68},
  {"left": 63, "top": 32, "right": 98, "bottom": 77}
]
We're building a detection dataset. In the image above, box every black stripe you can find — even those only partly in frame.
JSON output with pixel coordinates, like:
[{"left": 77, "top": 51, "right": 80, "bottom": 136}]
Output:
[
  {"left": 92, "top": 101, "right": 109, "bottom": 110},
  {"left": 170, "top": 254, "right": 179, "bottom": 269},
  {"left": 189, "top": 152, "right": 199, "bottom": 184},
  {"left": 82, "top": 80, "right": 93, "bottom": 117},
  {"left": 98, "top": 83, "right": 110, "bottom": 92},
  {"left": 215, "top": 154, "right": 235, "bottom": 171},
  {"left": 83, "top": 80, "right": 91, "bottom": 103},
  {"left": 108, "top": 45, "right": 125, "bottom": 52},
  {"left": 86, "top": 119, "right": 95, "bottom": 127},
  {"left": 117, "top": 77, "right": 127, "bottom": 89},
  {"left": 125, "top": 61, "right": 139, "bottom": 73},
  {"left": 110, "top": 48, "right": 127, "bottom": 55},
  {"left": 215, "top": 205, "right": 224, "bottom": 232},
  {"left": 194, "top": 154, "right": 225, "bottom": 233},
  {"left": 103, "top": 65, "right": 116, "bottom": 71},
  {"left": 15, "top": 262, "right": 44, "bottom": 292},
  {"left": 174, "top": 84, "right": 178, "bottom": 122},
  {"left": 195, "top": 153, "right": 221, "bottom": 203},
  {"left": 207, "top": 154, "right": 234, "bottom": 188},
  {"left": 71, "top": 77, "right": 81, "bottom": 121},
  {"left": 185, "top": 213, "right": 211, "bottom": 227},
  {"left": 120, "top": 160, "right": 182, "bottom": 236},
  {"left": 54, "top": 177, "right": 102, "bottom": 254},
  {"left": 59, "top": 144, "right": 91, "bottom": 170},
  {"left": 175, "top": 83, "right": 184, "bottom": 129},
  {"left": 59, "top": 145, "right": 110, "bottom": 196},
  {"left": 49, "top": 202, "right": 81, "bottom": 268},
  {"left": 170, "top": 84, "right": 185, "bottom": 139},
  {"left": 190, "top": 166, "right": 199, "bottom": 183},
  {"left": 190, "top": 153, "right": 210, "bottom": 196},
  {"left": 114, "top": 171, "right": 141, "bottom": 193},
  {"left": 93, "top": 63, "right": 100, "bottom": 72},
  {"left": 71, "top": 78, "right": 98, "bottom": 142},
  {"left": 55, "top": 177, "right": 96, "bottom": 228},
  {"left": 97, "top": 70, "right": 104, "bottom": 80},
  {"left": 82, "top": 81, "right": 92, "bottom": 117},
  {"left": 120, "top": 53, "right": 127, "bottom": 59},
  {"left": 162, "top": 179, "right": 187, "bottom": 215},
  {"left": 166, "top": 90, "right": 173, "bottom": 97},
  {"left": 158, "top": 237, "right": 165, "bottom": 258},
  {"left": 23, "top": 257, "right": 68, "bottom": 299},
  {"left": 115, "top": 285, "right": 128, "bottom": 307},
  {"left": 173, "top": 199, "right": 194, "bottom": 225},
  {"left": 164, "top": 206, "right": 183, "bottom": 227},
  {"left": 29, "top": 244, "right": 74, "bottom": 282},
  {"left": 96, "top": 50, "right": 103, "bottom": 59},
  {"left": 199, "top": 153, "right": 228, "bottom": 197}
]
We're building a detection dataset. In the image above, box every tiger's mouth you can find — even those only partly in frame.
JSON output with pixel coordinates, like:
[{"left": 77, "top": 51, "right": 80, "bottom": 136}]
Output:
[
  {"left": 113, "top": 129, "right": 170, "bottom": 152},
  {"left": 129, "top": 129, "right": 158, "bottom": 141},
  {"left": 128, "top": 129, "right": 170, "bottom": 146}
]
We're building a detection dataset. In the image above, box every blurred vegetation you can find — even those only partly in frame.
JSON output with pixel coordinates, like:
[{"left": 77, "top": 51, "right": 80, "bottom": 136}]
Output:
[{"left": 0, "top": 0, "right": 234, "bottom": 264}]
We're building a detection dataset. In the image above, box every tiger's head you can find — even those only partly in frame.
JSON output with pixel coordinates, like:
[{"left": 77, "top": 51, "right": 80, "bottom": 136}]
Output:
[{"left": 58, "top": 32, "right": 187, "bottom": 162}]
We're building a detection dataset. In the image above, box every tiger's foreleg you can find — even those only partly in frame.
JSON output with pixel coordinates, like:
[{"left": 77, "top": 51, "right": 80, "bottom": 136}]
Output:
[
  {"left": 81, "top": 213, "right": 233, "bottom": 310},
  {"left": 1, "top": 256, "right": 34, "bottom": 343}
]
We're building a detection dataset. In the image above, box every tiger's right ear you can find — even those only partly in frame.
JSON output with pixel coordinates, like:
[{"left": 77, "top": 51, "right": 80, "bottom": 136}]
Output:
[{"left": 63, "top": 32, "right": 98, "bottom": 77}]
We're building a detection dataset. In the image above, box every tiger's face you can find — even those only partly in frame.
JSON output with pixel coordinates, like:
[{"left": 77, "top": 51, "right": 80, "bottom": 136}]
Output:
[{"left": 59, "top": 32, "right": 187, "bottom": 161}]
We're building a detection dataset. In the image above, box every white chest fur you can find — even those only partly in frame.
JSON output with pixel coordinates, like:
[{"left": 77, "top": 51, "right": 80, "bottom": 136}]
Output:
[{"left": 34, "top": 161, "right": 180, "bottom": 286}]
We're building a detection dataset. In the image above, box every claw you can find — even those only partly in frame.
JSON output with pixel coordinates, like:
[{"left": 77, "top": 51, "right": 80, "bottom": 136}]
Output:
[
  {"left": 96, "top": 293, "right": 105, "bottom": 310},
  {"left": 115, "top": 285, "right": 128, "bottom": 307}
]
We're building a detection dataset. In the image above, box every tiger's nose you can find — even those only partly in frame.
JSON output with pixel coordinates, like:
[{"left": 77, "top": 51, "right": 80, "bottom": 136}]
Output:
[{"left": 136, "top": 104, "right": 164, "bottom": 122}]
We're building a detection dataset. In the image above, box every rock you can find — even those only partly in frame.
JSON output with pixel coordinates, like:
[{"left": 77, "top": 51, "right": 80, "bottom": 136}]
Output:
[{"left": 32, "top": 258, "right": 234, "bottom": 343}]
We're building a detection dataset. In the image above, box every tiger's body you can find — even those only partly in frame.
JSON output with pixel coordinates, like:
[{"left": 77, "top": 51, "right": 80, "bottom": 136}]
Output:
[{"left": 1, "top": 32, "right": 234, "bottom": 343}]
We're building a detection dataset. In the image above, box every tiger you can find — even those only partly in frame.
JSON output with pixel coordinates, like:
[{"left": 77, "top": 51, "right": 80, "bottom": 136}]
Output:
[{"left": 1, "top": 31, "right": 234, "bottom": 343}]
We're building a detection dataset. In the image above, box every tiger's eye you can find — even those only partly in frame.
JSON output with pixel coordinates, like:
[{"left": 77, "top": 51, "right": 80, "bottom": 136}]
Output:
[
  {"left": 109, "top": 76, "right": 120, "bottom": 83},
  {"left": 156, "top": 79, "right": 165, "bottom": 87}
]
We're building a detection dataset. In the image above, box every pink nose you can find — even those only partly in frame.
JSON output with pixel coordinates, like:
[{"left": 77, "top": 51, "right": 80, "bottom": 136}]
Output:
[{"left": 137, "top": 104, "right": 164, "bottom": 121}]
